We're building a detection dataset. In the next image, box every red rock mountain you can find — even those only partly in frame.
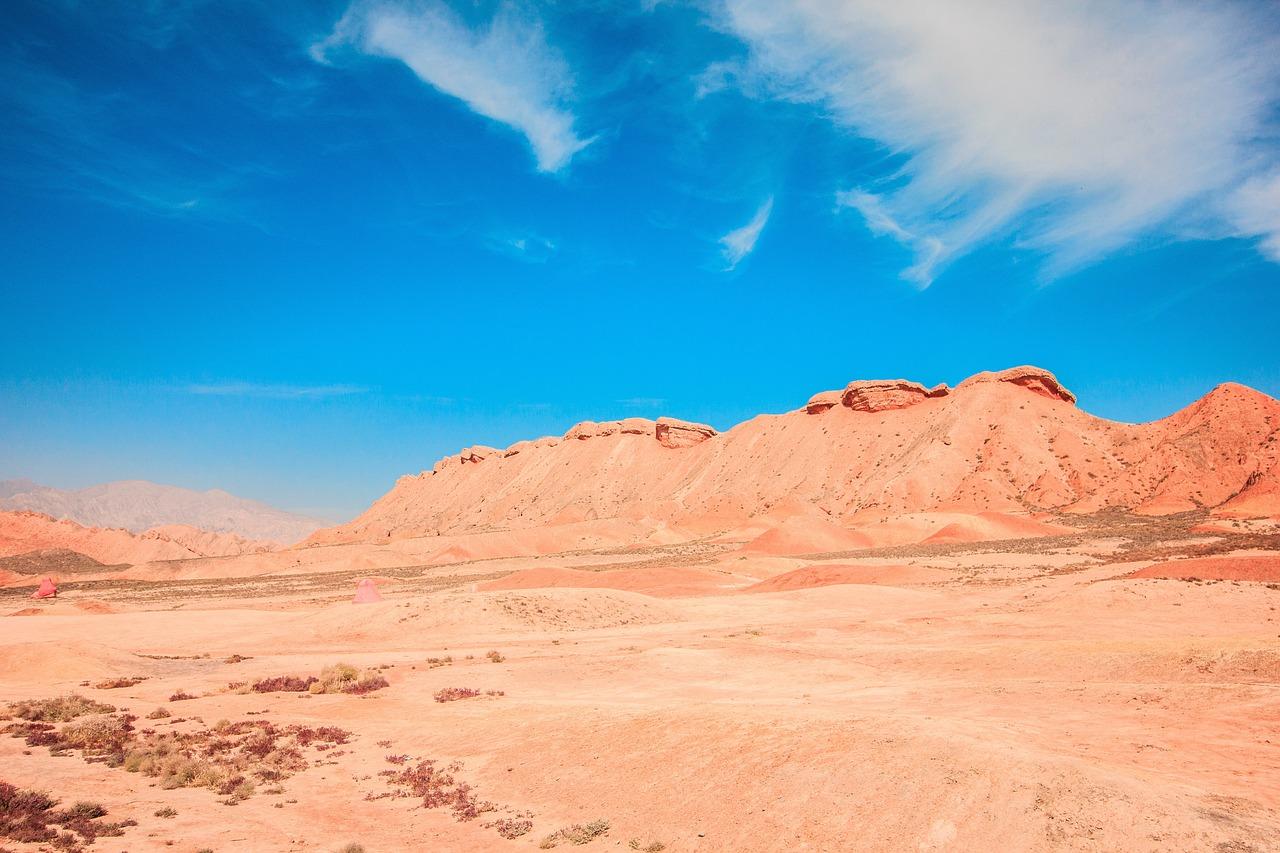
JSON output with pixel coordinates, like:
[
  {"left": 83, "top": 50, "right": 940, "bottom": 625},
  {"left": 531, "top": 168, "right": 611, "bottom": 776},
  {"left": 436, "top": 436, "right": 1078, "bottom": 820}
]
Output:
[
  {"left": 0, "top": 510, "right": 275, "bottom": 565},
  {"left": 306, "top": 366, "right": 1280, "bottom": 545}
]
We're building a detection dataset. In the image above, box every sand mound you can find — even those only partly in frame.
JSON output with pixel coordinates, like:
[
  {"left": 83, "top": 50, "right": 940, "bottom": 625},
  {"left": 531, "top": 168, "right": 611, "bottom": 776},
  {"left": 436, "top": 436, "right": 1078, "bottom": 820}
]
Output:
[
  {"left": 742, "top": 517, "right": 874, "bottom": 556},
  {"left": 0, "top": 640, "right": 143, "bottom": 683},
  {"left": 745, "top": 563, "right": 952, "bottom": 592},
  {"left": 1129, "top": 555, "right": 1280, "bottom": 582},
  {"left": 921, "top": 512, "right": 1074, "bottom": 544},
  {"left": 480, "top": 565, "right": 734, "bottom": 597},
  {"left": 292, "top": 588, "right": 682, "bottom": 642},
  {"left": 72, "top": 599, "right": 118, "bottom": 614}
]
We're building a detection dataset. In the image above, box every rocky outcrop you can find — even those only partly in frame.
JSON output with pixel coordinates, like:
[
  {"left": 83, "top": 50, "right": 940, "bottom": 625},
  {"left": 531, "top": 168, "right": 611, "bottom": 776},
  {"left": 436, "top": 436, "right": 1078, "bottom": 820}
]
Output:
[
  {"left": 841, "top": 380, "right": 950, "bottom": 413},
  {"left": 460, "top": 445, "right": 502, "bottom": 463},
  {"left": 565, "top": 419, "right": 655, "bottom": 441},
  {"left": 956, "top": 366, "right": 1075, "bottom": 404},
  {"left": 655, "top": 417, "right": 717, "bottom": 449},
  {"left": 503, "top": 440, "right": 535, "bottom": 458},
  {"left": 806, "top": 391, "right": 842, "bottom": 414}
]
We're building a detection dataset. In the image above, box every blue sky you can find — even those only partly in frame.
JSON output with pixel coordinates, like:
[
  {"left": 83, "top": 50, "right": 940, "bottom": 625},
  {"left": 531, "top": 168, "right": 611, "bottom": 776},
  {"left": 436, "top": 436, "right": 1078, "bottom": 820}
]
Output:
[{"left": 3, "top": 0, "right": 1279, "bottom": 520}]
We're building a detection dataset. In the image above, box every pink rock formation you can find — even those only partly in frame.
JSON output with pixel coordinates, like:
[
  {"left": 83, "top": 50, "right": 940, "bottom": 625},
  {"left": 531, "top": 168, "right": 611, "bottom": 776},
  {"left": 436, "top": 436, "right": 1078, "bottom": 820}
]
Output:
[
  {"left": 841, "top": 380, "right": 949, "bottom": 412},
  {"left": 654, "top": 417, "right": 717, "bottom": 449},
  {"left": 955, "top": 365, "right": 1075, "bottom": 404},
  {"left": 352, "top": 578, "right": 383, "bottom": 603},
  {"left": 806, "top": 391, "right": 842, "bottom": 414},
  {"left": 31, "top": 576, "right": 56, "bottom": 599}
]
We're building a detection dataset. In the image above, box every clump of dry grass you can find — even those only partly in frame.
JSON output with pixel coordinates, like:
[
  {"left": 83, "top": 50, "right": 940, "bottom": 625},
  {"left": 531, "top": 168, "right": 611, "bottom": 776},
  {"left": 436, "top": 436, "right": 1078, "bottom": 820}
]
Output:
[
  {"left": 8, "top": 694, "right": 115, "bottom": 722},
  {"left": 540, "top": 819, "right": 610, "bottom": 848},
  {"left": 146, "top": 707, "right": 171, "bottom": 720},
  {"left": 93, "top": 676, "right": 147, "bottom": 690},
  {"left": 168, "top": 690, "right": 197, "bottom": 702},
  {"left": 629, "top": 839, "right": 665, "bottom": 852},
  {"left": 486, "top": 650, "right": 505, "bottom": 663},
  {"left": 308, "top": 664, "right": 390, "bottom": 695},
  {"left": 491, "top": 817, "right": 533, "bottom": 838}
]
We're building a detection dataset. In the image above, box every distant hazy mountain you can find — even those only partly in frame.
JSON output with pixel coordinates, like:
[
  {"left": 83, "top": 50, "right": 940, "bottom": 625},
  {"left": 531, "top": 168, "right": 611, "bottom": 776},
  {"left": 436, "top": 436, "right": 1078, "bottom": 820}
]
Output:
[{"left": 0, "top": 479, "right": 327, "bottom": 545}]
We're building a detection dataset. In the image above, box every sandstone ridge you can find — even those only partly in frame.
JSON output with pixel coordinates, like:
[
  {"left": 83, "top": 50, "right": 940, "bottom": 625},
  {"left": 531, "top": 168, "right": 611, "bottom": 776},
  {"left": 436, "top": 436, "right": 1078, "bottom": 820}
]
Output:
[{"left": 307, "top": 366, "right": 1280, "bottom": 545}]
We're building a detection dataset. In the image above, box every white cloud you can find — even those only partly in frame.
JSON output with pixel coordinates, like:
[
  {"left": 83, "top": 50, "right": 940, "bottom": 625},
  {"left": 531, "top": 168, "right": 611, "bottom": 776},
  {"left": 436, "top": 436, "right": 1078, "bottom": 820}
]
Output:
[
  {"left": 488, "top": 231, "right": 557, "bottom": 262},
  {"left": 719, "top": 196, "right": 773, "bottom": 269},
  {"left": 314, "top": 1, "right": 592, "bottom": 172},
  {"left": 1226, "top": 170, "right": 1280, "bottom": 262},
  {"left": 718, "top": 0, "right": 1280, "bottom": 284},
  {"left": 185, "top": 383, "right": 367, "bottom": 400}
]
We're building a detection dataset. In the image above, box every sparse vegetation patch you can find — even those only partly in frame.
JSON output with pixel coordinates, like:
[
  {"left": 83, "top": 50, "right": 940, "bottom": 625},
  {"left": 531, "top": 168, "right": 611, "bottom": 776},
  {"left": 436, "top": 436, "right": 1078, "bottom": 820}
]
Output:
[
  {"left": 7, "top": 694, "right": 115, "bottom": 723},
  {"left": 0, "top": 782, "right": 136, "bottom": 852}
]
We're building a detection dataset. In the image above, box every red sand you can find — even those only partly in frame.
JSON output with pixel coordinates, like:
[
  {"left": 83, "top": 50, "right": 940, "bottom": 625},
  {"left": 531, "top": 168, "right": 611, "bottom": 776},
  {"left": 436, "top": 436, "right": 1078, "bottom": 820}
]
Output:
[
  {"left": 1130, "top": 555, "right": 1280, "bottom": 582},
  {"left": 741, "top": 517, "right": 875, "bottom": 555},
  {"left": 479, "top": 565, "right": 735, "bottom": 597},
  {"left": 745, "top": 563, "right": 953, "bottom": 591}
]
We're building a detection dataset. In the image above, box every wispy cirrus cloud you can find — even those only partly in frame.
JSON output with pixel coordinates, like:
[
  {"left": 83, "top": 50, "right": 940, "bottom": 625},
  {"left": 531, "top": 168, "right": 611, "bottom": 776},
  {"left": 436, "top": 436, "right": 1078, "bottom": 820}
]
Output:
[
  {"left": 718, "top": 196, "right": 773, "bottom": 270},
  {"left": 313, "top": 1, "right": 592, "bottom": 172},
  {"left": 184, "top": 382, "right": 368, "bottom": 400},
  {"left": 716, "top": 0, "right": 1280, "bottom": 284},
  {"left": 617, "top": 397, "right": 666, "bottom": 409}
]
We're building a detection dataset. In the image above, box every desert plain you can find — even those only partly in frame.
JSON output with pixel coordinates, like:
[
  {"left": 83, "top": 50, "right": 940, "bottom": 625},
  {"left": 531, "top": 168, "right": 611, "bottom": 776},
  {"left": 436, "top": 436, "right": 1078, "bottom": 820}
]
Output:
[{"left": 2, "top": 367, "right": 1278, "bottom": 852}]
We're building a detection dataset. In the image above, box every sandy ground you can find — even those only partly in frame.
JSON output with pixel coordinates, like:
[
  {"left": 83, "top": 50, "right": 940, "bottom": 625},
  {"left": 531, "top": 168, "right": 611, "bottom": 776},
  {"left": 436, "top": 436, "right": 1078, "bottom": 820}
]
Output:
[{"left": 1, "top": 512, "right": 1278, "bottom": 852}]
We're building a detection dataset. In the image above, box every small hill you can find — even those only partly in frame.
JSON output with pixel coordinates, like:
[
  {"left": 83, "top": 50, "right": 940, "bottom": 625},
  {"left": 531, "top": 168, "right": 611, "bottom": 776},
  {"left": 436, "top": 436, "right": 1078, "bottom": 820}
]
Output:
[{"left": 0, "top": 510, "right": 275, "bottom": 565}]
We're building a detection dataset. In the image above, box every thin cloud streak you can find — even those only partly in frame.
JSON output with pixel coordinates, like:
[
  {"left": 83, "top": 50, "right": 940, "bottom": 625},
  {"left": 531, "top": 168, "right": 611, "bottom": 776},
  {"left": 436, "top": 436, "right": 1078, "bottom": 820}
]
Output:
[
  {"left": 719, "top": 196, "right": 773, "bottom": 270},
  {"left": 314, "top": 1, "right": 592, "bottom": 172},
  {"left": 185, "top": 383, "right": 368, "bottom": 400}
]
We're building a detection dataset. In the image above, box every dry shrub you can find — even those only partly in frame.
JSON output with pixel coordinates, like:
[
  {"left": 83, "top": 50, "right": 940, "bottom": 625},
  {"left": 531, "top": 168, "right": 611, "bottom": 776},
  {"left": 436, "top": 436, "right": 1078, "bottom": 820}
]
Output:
[
  {"left": 59, "top": 713, "right": 135, "bottom": 756},
  {"left": 168, "top": 690, "right": 197, "bottom": 702},
  {"left": 146, "top": 707, "right": 171, "bottom": 720},
  {"left": 486, "top": 651, "right": 505, "bottom": 663},
  {"left": 308, "top": 663, "right": 389, "bottom": 695},
  {"left": 540, "top": 819, "right": 610, "bottom": 848},
  {"left": 380, "top": 759, "right": 494, "bottom": 822},
  {"left": 8, "top": 695, "right": 115, "bottom": 722},
  {"left": 251, "top": 675, "right": 318, "bottom": 693},
  {"left": 250, "top": 664, "right": 389, "bottom": 696},
  {"left": 93, "top": 677, "right": 146, "bottom": 690},
  {"left": 433, "top": 687, "right": 481, "bottom": 703},
  {"left": 491, "top": 817, "right": 533, "bottom": 839}
]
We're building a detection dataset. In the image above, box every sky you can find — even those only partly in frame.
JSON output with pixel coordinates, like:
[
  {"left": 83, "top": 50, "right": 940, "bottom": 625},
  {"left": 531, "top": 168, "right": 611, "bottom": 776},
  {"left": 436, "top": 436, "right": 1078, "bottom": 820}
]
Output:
[{"left": 2, "top": 0, "right": 1280, "bottom": 521}]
